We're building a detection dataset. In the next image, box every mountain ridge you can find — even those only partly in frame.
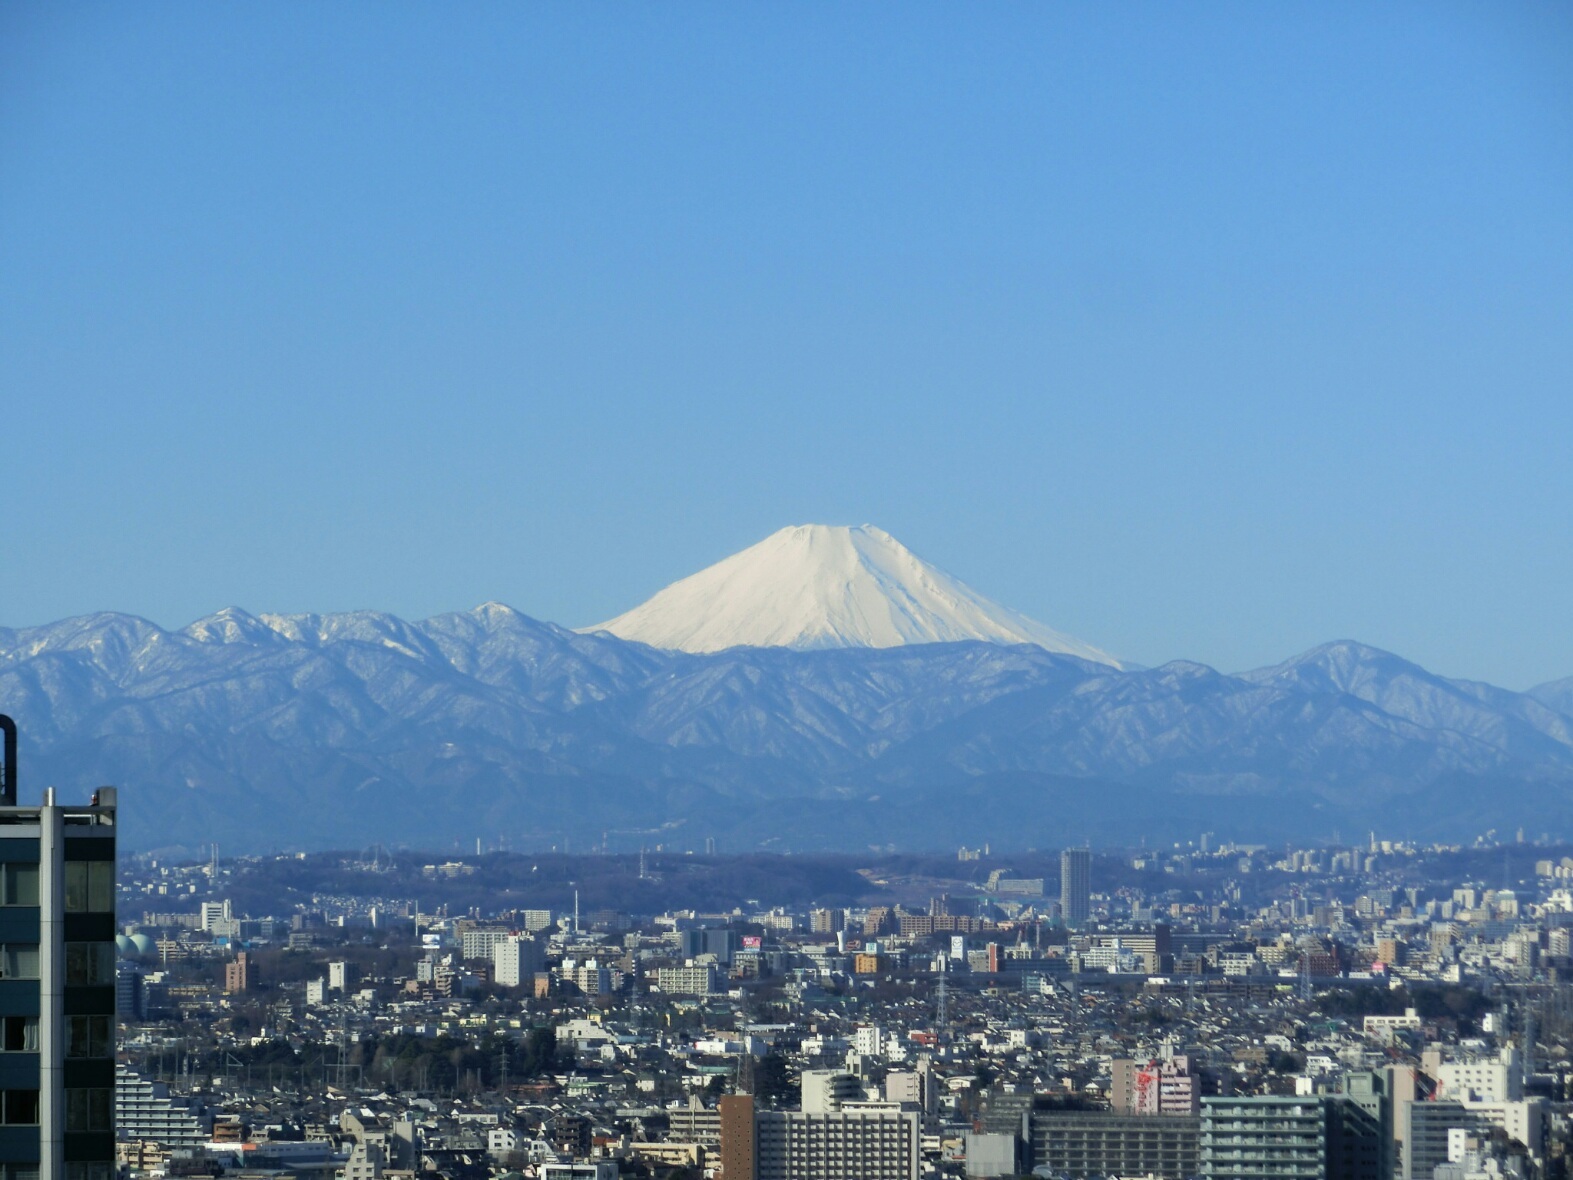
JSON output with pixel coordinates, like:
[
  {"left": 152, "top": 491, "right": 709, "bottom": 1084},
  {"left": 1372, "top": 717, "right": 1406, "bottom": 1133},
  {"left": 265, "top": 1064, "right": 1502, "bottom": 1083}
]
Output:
[{"left": 2, "top": 603, "right": 1571, "bottom": 851}]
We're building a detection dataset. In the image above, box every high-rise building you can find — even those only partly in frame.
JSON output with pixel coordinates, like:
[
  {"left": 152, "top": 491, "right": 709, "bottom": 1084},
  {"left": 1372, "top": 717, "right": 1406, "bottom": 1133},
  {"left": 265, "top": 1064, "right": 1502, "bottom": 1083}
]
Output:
[
  {"left": 0, "top": 714, "right": 119, "bottom": 1180},
  {"left": 679, "top": 927, "right": 737, "bottom": 963},
  {"left": 114, "top": 963, "right": 144, "bottom": 1021},
  {"left": 883, "top": 1067, "right": 935, "bottom": 1115},
  {"left": 1200, "top": 1094, "right": 1386, "bottom": 1180},
  {"left": 459, "top": 927, "right": 512, "bottom": 961},
  {"left": 1031, "top": 1110, "right": 1201, "bottom": 1178},
  {"left": 810, "top": 908, "right": 845, "bottom": 934},
  {"left": 113, "top": 1065, "right": 205, "bottom": 1148},
  {"left": 1111, "top": 1054, "right": 1201, "bottom": 1116},
  {"left": 655, "top": 964, "right": 718, "bottom": 996},
  {"left": 719, "top": 1093, "right": 919, "bottom": 1180},
  {"left": 799, "top": 1071, "right": 864, "bottom": 1113},
  {"left": 198, "top": 900, "right": 231, "bottom": 933},
  {"left": 328, "top": 960, "right": 358, "bottom": 993},
  {"left": 1060, "top": 848, "right": 1091, "bottom": 927},
  {"left": 224, "top": 952, "right": 253, "bottom": 994},
  {"left": 1201, "top": 1097, "right": 1327, "bottom": 1180},
  {"left": 493, "top": 935, "right": 543, "bottom": 988},
  {"left": 561, "top": 959, "right": 612, "bottom": 995}
]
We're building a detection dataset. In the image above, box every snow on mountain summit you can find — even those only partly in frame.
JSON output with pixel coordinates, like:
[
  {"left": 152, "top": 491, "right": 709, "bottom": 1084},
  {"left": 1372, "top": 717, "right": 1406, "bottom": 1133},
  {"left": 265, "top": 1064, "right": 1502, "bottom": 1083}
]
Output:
[{"left": 582, "top": 524, "right": 1123, "bottom": 665}]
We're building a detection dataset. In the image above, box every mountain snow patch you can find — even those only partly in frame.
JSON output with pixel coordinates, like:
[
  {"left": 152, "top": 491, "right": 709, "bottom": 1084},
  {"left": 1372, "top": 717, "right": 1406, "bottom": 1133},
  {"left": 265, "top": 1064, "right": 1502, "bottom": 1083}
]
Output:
[{"left": 583, "top": 524, "right": 1122, "bottom": 665}]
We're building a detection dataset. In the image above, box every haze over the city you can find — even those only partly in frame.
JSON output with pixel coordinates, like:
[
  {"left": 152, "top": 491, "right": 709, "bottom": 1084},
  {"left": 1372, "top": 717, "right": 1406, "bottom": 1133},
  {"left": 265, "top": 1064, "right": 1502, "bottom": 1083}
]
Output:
[{"left": 3, "top": 4, "right": 1570, "bottom": 688}]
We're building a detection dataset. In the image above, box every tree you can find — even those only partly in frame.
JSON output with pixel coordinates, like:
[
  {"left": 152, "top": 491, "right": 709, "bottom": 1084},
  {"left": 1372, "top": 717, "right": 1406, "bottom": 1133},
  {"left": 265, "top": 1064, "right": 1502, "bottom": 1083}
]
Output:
[
  {"left": 754, "top": 1053, "right": 796, "bottom": 1108},
  {"left": 519, "top": 1025, "right": 558, "bottom": 1077}
]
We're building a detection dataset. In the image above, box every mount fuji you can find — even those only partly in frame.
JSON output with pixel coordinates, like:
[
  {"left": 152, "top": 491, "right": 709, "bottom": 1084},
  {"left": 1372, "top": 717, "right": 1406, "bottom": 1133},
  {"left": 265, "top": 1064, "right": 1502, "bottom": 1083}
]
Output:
[
  {"left": 585, "top": 524, "right": 1121, "bottom": 666},
  {"left": 3, "top": 527, "right": 1573, "bottom": 851}
]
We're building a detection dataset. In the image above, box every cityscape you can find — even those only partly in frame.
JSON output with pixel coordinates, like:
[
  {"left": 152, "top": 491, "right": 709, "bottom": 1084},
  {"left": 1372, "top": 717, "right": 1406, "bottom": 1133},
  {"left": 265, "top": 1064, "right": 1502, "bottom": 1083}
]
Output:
[
  {"left": 10, "top": 725, "right": 1573, "bottom": 1180},
  {"left": 5, "top": 4, "right": 1570, "bottom": 1180}
]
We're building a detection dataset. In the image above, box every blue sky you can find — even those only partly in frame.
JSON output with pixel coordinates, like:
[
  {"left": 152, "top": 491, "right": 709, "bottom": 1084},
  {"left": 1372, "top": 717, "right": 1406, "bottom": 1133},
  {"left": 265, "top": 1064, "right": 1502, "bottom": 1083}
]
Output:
[{"left": 2, "top": 4, "right": 1570, "bottom": 686}]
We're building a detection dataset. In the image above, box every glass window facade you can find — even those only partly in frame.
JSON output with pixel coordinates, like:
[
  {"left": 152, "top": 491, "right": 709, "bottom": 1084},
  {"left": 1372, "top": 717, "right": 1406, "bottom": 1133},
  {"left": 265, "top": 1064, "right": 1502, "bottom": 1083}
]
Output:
[
  {"left": 0, "top": 867, "right": 37, "bottom": 907},
  {"left": 0, "top": 947, "right": 38, "bottom": 981},
  {"left": 63, "top": 864, "right": 112, "bottom": 914}
]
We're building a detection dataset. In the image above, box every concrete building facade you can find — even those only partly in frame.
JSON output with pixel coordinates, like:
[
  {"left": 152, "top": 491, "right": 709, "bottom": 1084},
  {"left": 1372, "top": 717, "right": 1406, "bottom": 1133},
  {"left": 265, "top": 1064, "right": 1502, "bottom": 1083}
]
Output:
[
  {"left": 719, "top": 1093, "right": 919, "bottom": 1180},
  {"left": 1060, "top": 848, "right": 1091, "bottom": 927},
  {"left": 0, "top": 719, "right": 118, "bottom": 1180}
]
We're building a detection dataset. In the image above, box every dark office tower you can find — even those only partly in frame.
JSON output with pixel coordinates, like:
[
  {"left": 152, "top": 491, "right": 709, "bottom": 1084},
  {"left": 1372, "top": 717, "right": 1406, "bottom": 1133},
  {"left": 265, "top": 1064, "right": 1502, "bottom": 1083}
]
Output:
[
  {"left": 1060, "top": 847, "right": 1091, "bottom": 928},
  {"left": 0, "top": 715, "right": 118, "bottom": 1180}
]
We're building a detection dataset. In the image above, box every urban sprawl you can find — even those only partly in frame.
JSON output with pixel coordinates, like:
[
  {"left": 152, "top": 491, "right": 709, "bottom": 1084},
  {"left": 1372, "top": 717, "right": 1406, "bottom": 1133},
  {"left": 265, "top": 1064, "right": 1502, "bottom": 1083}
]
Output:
[{"left": 98, "top": 825, "right": 1573, "bottom": 1180}]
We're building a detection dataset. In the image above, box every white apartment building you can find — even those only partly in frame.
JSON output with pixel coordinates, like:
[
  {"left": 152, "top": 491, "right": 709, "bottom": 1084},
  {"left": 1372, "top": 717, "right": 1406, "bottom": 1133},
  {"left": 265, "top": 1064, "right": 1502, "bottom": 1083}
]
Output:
[
  {"left": 854, "top": 1025, "right": 884, "bottom": 1055},
  {"left": 115, "top": 1064, "right": 208, "bottom": 1147},
  {"left": 493, "top": 934, "right": 544, "bottom": 987},
  {"left": 656, "top": 963, "right": 719, "bottom": 996},
  {"left": 1435, "top": 1049, "right": 1521, "bottom": 1103},
  {"left": 801, "top": 1070, "right": 865, "bottom": 1113}
]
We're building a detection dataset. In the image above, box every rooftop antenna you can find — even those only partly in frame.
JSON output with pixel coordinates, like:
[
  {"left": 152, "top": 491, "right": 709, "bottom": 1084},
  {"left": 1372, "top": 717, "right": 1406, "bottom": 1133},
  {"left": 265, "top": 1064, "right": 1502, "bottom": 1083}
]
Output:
[{"left": 0, "top": 714, "right": 16, "bottom": 806}]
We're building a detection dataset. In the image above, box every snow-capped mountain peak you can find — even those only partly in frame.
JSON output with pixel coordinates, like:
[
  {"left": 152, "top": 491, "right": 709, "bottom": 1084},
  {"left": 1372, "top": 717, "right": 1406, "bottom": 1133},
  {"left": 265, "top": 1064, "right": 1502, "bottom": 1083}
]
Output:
[{"left": 582, "top": 523, "right": 1122, "bottom": 665}]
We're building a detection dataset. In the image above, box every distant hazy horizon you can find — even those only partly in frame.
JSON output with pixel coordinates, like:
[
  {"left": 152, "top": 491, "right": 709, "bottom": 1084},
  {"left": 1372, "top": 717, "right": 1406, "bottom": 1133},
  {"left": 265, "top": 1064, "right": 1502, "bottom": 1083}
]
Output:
[{"left": 3, "top": 5, "right": 1569, "bottom": 687}]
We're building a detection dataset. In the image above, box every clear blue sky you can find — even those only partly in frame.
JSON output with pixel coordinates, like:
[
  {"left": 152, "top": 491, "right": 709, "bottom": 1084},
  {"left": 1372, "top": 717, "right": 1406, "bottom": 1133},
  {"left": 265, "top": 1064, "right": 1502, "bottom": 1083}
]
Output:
[{"left": 3, "top": 4, "right": 1570, "bottom": 687}]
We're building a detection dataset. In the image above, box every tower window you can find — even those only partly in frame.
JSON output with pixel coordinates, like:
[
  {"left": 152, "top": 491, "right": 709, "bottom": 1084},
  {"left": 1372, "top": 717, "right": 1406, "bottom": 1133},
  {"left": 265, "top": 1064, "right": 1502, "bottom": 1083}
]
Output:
[
  {"left": 66, "top": 1015, "right": 111, "bottom": 1059},
  {"left": 64, "top": 863, "right": 113, "bottom": 913},
  {"left": 0, "top": 1017, "right": 37, "bottom": 1052},
  {"left": 0, "top": 866, "right": 37, "bottom": 907},
  {"left": 1, "top": 1089, "right": 39, "bottom": 1124},
  {"left": 0, "top": 946, "right": 38, "bottom": 980},
  {"left": 64, "top": 942, "right": 113, "bottom": 985},
  {"left": 65, "top": 1087, "right": 111, "bottom": 1132}
]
